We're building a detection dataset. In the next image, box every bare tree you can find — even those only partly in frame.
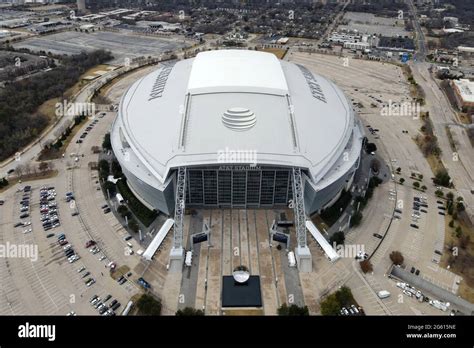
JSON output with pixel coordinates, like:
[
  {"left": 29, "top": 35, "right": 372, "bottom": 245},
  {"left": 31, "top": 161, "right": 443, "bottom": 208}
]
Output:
[
  {"left": 24, "top": 162, "right": 32, "bottom": 176},
  {"left": 389, "top": 251, "right": 404, "bottom": 265},
  {"left": 38, "top": 161, "right": 49, "bottom": 174},
  {"left": 360, "top": 259, "right": 373, "bottom": 274},
  {"left": 15, "top": 164, "right": 25, "bottom": 178},
  {"left": 42, "top": 139, "right": 53, "bottom": 150}
]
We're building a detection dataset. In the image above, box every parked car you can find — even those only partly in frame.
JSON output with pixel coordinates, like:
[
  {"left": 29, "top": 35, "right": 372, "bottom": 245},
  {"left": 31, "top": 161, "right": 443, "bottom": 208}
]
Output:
[
  {"left": 85, "top": 240, "right": 96, "bottom": 248},
  {"left": 103, "top": 295, "right": 112, "bottom": 303}
]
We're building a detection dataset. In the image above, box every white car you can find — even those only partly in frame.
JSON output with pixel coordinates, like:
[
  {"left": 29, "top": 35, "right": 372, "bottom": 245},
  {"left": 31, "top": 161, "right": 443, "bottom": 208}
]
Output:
[
  {"left": 77, "top": 266, "right": 85, "bottom": 273},
  {"left": 23, "top": 228, "right": 32, "bottom": 234},
  {"left": 107, "top": 261, "right": 116, "bottom": 269},
  {"left": 63, "top": 244, "right": 72, "bottom": 251},
  {"left": 66, "top": 311, "right": 76, "bottom": 316},
  {"left": 99, "top": 255, "right": 106, "bottom": 261},
  {"left": 86, "top": 279, "right": 96, "bottom": 287},
  {"left": 69, "top": 255, "right": 80, "bottom": 263},
  {"left": 23, "top": 221, "right": 31, "bottom": 226}
]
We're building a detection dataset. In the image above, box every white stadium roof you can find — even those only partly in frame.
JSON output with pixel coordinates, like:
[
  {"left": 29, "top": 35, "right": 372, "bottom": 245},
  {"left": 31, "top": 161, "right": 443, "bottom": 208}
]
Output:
[
  {"left": 115, "top": 50, "right": 359, "bottom": 187},
  {"left": 188, "top": 50, "right": 288, "bottom": 95}
]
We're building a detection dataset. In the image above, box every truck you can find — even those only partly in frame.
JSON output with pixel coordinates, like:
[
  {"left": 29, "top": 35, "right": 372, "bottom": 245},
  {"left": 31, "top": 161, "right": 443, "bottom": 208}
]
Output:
[
  {"left": 185, "top": 251, "right": 193, "bottom": 267},
  {"left": 430, "top": 300, "right": 450, "bottom": 312},
  {"left": 287, "top": 251, "right": 296, "bottom": 267},
  {"left": 121, "top": 301, "right": 133, "bottom": 316}
]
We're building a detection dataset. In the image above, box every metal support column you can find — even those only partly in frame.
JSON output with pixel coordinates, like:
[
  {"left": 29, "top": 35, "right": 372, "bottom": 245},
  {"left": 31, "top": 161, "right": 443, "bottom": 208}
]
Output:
[
  {"left": 169, "top": 167, "right": 186, "bottom": 271},
  {"left": 292, "top": 168, "right": 312, "bottom": 272}
]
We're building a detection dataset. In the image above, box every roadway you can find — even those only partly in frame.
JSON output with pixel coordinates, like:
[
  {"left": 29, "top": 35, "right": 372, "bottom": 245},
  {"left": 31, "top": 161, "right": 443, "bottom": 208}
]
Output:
[{"left": 407, "top": 0, "right": 474, "bottom": 220}]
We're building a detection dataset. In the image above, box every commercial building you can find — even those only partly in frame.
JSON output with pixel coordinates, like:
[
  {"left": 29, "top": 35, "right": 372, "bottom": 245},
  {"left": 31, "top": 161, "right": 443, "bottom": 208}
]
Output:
[{"left": 451, "top": 79, "right": 474, "bottom": 112}]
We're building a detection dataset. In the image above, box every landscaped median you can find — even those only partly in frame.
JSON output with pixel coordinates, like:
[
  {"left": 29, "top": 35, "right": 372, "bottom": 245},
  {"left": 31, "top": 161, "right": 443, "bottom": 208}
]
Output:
[
  {"left": 98, "top": 156, "right": 158, "bottom": 229},
  {"left": 116, "top": 178, "right": 158, "bottom": 227}
]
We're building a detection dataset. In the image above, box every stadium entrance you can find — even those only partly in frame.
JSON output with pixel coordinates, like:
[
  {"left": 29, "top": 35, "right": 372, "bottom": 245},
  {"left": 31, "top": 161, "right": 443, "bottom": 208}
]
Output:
[{"left": 185, "top": 166, "right": 294, "bottom": 208}]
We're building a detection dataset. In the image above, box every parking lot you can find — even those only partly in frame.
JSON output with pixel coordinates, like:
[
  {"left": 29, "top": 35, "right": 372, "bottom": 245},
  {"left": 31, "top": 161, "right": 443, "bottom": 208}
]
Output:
[
  {"left": 0, "top": 104, "right": 146, "bottom": 315},
  {"left": 13, "top": 30, "right": 189, "bottom": 64},
  {"left": 338, "top": 11, "right": 409, "bottom": 37}
]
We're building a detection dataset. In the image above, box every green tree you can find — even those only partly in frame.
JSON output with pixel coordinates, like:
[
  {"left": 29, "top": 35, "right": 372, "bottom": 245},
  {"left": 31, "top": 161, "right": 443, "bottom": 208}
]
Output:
[
  {"left": 277, "top": 303, "right": 309, "bottom": 316},
  {"left": 117, "top": 205, "right": 129, "bottom": 218},
  {"left": 320, "top": 295, "right": 340, "bottom": 316},
  {"left": 456, "top": 201, "right": 465, "bottom": 212},
  {"left": 413, "top": 181, "right": 420, "bottom": 189},
  {"left": 102, "top": 133, "right": 111, "bottom": 150},
  {"left": 128, "top": 219, "right": 139, "bottom": 233},
  {"left": 399, "top": 178, "right": 405, "bottom": 185},
  {"left": 103, "top": 181, "right": 116, "bottom": 195},
  {"left": 421, "top": 185, "right": 427, "bottom": 191},
  {"left": 446, "top": 192, "right": 454, "bottom": 200},
  {"left": 111, "top": 160, "right": 123, "bottom": 178},
  {"left": 335, "top": 286, "right": 353, "bottom": 306},
  {"left": 434, "top": 169, "right": 451, "bottom": 187},
  {"left": 176, "top": 307, "right": 205, "bottom": 316},
  {"left": 449, "top": 220, "right": 454, "bottom": 228},
  {"left": 350, "top": 211, "right": 363, "bottom": 227},
  {"left": 136, "top": 294, "right": 162, "bottom": 315},
  {"left": 435, "top": 189, "right": 444, "bottom": 197},
  {"left": 330, "top": 231, "right": 345, "bottom": 246}
]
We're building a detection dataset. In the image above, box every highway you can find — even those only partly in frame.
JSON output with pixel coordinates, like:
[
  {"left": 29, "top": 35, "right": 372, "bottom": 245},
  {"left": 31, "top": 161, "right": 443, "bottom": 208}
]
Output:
[{"left": 407, "top": 0, "right": 474, "bottom": 220}]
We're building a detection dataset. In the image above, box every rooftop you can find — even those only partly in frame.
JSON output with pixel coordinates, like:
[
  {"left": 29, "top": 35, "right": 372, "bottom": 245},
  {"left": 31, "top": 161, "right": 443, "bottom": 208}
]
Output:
[
  {"left": 114, "top": 50, "right": 360, "bottom": 187},
  {"left": 453, "top": 79, "right": 474, "bottom": 103},
  {"left": 187, "top": 50, "right": 288, "bottom": 95}
]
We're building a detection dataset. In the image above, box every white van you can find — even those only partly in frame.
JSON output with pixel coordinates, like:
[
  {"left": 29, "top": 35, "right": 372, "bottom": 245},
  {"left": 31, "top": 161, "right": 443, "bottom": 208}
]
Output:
[{"left": 377, "top": 290, "right": 391, "bottom": 299}]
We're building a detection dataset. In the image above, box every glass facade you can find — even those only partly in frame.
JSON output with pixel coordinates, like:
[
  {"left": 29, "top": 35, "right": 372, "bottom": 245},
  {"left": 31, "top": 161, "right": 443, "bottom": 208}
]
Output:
[{"left": 185, "top": 166, "right": 293, "bottom": 208}]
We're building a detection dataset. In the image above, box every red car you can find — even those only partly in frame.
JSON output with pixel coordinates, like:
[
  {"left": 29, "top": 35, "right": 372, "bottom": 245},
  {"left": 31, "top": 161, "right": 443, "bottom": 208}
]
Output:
[
  {"left": 85, "top": 240, "right": 96, "bottom": 248},
  {"left": 59, "top": 239, "right": 68, "bottom": 246}
]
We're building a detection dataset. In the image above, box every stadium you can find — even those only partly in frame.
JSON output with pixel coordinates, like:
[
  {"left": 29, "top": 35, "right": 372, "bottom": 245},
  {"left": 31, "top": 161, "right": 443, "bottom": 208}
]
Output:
[{"left": 110, "top": 49, "right": 364, "bottom": 217}]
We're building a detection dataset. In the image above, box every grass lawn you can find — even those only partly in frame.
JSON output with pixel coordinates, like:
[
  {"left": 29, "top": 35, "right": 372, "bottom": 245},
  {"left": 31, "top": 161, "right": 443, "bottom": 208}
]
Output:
[
  {"left": 259, "top": 47, "right": 288, "bottom": 59},
  {"left": 440, "top": 214, "right": 474, "bottom": 303}
]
